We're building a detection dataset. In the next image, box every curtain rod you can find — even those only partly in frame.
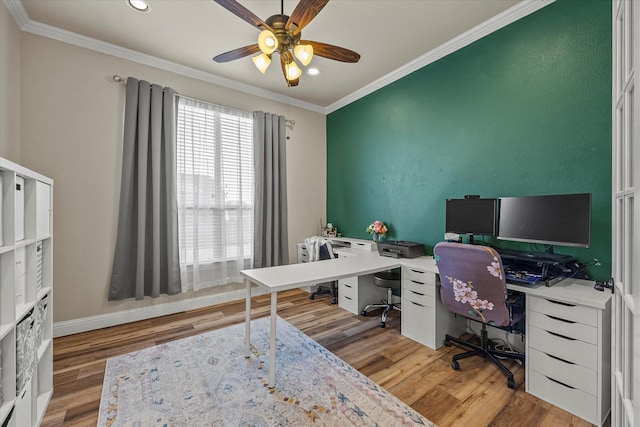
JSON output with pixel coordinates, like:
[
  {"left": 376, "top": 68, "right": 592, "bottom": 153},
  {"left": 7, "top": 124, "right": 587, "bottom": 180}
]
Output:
[{"left": 112, "top": 75, "right": 295, "bottom": 127}]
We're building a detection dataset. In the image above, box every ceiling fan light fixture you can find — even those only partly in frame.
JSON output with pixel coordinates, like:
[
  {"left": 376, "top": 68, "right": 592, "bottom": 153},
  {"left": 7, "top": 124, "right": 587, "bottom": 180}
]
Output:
[
  {"left": 286, "top": 61, "right": 303, "bottom": 81},
  {"left": 258, "top": 30, "right": 278, "bottom": 54},
  {"left": 212, "top": 0, "right": 361, "bottom": 87},
  {"left": 294, "top": 44, "right": 313, "bottom": 66},
  {"left": 252, "top": 53, "right": 271, "bottom": 74}
]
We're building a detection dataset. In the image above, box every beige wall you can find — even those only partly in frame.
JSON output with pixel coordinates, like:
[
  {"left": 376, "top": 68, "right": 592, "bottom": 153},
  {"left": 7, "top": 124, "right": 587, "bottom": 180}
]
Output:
[
  {"left": 14, "top": 32, "right": 326, "bottom": 325},
  {"left": 0, "top": 2, "right": 21, "bottom": 162}
]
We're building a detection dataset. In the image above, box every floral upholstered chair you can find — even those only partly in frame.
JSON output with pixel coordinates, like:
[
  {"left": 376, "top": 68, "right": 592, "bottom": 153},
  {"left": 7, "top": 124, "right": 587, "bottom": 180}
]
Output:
[{"left": 434, "top": 241, "right": 525, "bottom": 389}]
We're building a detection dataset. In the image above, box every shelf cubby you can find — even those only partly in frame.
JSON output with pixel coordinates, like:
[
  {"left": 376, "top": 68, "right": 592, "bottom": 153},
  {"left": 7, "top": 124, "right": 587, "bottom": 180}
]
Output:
[{"left": 0, "top": 158, "right": 53, "bottom": 427}]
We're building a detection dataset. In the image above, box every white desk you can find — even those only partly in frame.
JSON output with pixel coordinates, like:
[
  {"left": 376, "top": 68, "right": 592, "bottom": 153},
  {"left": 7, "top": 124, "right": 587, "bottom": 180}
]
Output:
[
  {"left": 241, "top": 252, "right": 400, "bottom": 387},
  {"left": 241, "top": 251, "right": 612, "bottom": 426}
]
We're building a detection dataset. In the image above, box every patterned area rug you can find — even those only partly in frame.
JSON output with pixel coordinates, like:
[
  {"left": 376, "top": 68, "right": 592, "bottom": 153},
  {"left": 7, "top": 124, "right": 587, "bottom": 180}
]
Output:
[{"left": 97, "top": 316, "right": 435, "bottom": 426}]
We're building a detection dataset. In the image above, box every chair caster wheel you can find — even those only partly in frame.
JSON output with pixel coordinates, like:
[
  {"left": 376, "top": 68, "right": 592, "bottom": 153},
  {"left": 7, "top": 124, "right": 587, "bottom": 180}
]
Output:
[
  {"left": 378, "top": 321, "right": 386, "bottom": 328},
  {"left": 507, "top": 378, "right": 516, "bottom": 389},
  {"left": 331, "top": 298, "right": 337, "bottom": 304},
  {"left": 443, "top": 340, "right": 451, "bottom": 347},
  {"left": 309, "top": 294, "right": 315, "bottom": 300},
  {"left": 451, "top": 360, "right": 460, "bottom": 370},
  {"left": 360, "top": 310, "right": 367, "bottom": 316}
]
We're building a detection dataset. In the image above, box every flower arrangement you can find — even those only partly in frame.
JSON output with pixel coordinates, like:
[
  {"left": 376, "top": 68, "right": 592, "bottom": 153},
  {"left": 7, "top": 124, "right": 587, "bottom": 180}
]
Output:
[{"left": 366, "top": 220, "right": 388, "bottom": 241}]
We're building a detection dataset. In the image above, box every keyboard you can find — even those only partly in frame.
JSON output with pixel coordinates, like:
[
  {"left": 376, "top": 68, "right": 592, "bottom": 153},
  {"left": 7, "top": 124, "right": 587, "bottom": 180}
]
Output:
[{"left": 505, "top": 270, "right": 543, "bottom": 285}]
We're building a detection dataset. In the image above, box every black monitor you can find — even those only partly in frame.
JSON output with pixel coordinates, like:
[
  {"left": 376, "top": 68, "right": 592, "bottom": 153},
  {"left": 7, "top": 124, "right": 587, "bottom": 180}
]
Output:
[
  {"left": 445, "top": 198, "right": 497, "bottom": 236},
  {"left": 497, "top": 193, "right": 591, "bottom": 248}
]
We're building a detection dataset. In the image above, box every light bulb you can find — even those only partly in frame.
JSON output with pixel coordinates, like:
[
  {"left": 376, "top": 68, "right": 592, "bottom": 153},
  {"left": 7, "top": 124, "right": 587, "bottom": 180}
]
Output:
[
  {"left": 286, "top": 61, "right": 302, "bottom": 80},
  {"left": 294, "top": 44, "right": 313, "bottom": 66},
  {"left": 252, "top": 54, "right": 271, "bottom": 74},
  {"left": 258, "top": 30, "right": 278, "bottom": 55}
]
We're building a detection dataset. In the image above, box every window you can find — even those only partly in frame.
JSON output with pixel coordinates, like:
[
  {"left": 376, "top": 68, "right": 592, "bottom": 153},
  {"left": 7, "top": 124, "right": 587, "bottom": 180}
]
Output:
[{"left": 176, "top": 96, "right": 254, "bottom": 291}]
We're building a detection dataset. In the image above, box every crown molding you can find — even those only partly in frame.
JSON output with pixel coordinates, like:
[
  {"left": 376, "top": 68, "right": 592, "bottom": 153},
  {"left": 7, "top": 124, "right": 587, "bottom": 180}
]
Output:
[
  {"left": 326, "top": 0, "right": 556, "bottom": 114},
  {"left": 2, "top": 0, "right": 325, "bottom": 114},
  {"left": 3, "top": 0, "right": 27, "bottom": 27},
  {"left": 5, "top": 0, "right": 554, "bottom": 116}
]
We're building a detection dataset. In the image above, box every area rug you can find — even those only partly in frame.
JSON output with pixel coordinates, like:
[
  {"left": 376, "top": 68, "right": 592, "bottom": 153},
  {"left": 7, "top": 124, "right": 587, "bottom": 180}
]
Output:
[{"left": 97, "top": 316, "right": 435, "bottom": 426}]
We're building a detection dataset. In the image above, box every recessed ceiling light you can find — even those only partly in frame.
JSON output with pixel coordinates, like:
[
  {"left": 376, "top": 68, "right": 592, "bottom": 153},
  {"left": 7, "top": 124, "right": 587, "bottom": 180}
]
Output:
[
  {"left": 127, "top": 0, "right": 150, "bottom": 12},
  {"left": 307, "top": 68, "right": 320, "bottom": 76}
]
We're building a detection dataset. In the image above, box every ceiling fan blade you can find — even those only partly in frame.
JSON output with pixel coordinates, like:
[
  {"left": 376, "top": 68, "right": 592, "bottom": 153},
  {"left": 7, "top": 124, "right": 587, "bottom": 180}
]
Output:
[
  {"left": 302, "top": 40, "right": 360, "bottom": 63},
  {"left": 286, "top": 0, "right": 329, "bottom": 35},
  {"left": 213, "top": 0, "right": 275, "bottom": 32},
  {"left": 280, "top": 54, "right": 299, "bottom": 87},
  {"left": 213, "top": 44, "right": 261, "bottom": 63}
]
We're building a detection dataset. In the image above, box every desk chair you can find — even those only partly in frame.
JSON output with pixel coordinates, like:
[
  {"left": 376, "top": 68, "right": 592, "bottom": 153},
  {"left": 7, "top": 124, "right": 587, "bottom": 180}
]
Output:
[
  {"left": 361, "top": 269, "right": 401, "bottom": 328},
  {"left": 309, "top": 243, "right": 337, "bottom": 304},
  {"left": 434, "top": 242, "right": 525, "bottom": 389}
]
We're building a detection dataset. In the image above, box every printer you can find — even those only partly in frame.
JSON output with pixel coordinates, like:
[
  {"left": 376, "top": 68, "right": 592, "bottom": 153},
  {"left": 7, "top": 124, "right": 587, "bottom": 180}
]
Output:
[{"left": 377, "top": 240, "right": 425, "bottom": 258}]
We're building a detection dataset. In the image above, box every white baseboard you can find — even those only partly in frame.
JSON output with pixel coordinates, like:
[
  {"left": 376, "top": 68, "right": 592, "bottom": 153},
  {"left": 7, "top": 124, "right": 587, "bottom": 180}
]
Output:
[{"left": 53, "top": 287, "right": 271, "bottom": 337}]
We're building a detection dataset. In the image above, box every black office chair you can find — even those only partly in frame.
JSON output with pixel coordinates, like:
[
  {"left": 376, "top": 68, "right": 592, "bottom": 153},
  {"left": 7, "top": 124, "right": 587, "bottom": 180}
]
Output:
[
  {"left": 309, "top": 243, "right": 338, "bottom": 304},
  {"left": 361, "top": 269, "right": 401, "bottom": 328},
  {"left": 434, "top": 241, "right": 525, "bottom": 389}
]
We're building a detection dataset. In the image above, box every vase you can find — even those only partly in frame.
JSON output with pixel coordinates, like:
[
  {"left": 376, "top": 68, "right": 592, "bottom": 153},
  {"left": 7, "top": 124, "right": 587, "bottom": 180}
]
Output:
[{"left": 372, "top": 234, "right": 380, "bottom": 242}]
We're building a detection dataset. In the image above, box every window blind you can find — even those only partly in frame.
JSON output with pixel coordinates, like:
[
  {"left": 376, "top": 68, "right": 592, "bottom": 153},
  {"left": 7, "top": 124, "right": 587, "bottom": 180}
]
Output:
[{"left": 176, "top": 96, "right": 254, "bottom": 291}]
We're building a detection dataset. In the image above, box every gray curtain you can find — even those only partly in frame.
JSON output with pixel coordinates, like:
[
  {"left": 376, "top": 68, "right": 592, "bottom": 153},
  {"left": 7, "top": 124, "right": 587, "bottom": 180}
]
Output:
[
  {"left": 253, "top": 112, "right": 289, "bottom": 268},
  {"left": 109, "top": 78, "right": 181, "bottom": 300}
]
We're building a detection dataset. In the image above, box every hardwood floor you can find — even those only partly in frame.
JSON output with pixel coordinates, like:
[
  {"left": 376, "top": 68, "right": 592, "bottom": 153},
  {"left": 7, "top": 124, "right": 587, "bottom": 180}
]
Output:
[{"left": 43, "top": 289, "right": 603, "bottom": 427}]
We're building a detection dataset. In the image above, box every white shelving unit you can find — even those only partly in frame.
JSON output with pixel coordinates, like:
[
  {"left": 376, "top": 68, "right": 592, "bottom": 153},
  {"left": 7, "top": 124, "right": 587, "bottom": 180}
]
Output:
[{"left": 0, "top": 157, "right": 53, "bottom": 427}]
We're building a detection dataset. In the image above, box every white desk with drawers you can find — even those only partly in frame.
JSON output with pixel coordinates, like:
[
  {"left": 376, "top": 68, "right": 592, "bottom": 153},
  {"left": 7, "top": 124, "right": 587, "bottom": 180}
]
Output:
[{"left": 241, "top": 241, "right": 611, "bottom": 427}]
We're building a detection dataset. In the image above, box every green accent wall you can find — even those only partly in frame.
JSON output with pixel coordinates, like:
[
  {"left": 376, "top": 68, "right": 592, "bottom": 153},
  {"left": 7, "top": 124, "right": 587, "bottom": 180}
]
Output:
[{"left": 327, "top": 0, "right": 612, "bottom": 280}]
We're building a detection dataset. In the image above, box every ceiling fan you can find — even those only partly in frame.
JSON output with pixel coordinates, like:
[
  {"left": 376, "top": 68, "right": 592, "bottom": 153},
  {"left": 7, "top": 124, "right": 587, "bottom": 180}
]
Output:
[{"left": 212, "top": 0, "right": 361, "bottom": 87}]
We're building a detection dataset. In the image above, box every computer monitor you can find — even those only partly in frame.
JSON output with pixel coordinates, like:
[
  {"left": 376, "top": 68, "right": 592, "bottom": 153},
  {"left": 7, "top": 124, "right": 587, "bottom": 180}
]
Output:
[
  {"left": 445, "top": 198, "right": 497, "bottom": 236},
  {"left": 497, "top": 193, "right": 591, "bottom": 248}
]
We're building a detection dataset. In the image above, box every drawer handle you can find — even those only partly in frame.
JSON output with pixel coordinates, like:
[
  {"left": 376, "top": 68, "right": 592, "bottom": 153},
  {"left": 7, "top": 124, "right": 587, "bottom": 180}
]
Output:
[
  {"left": 545, "top": 375, "right": 576, "bottom": 390},
  {"left": 410, "top": 269, "right": 424, "bottom": 274},
  {"left": 545, "top": 314, "right": 576, "bottom": 324},
  {"left": 546, "top": 330, "right": 576, "bottom": 341},
  {"left": 344, "top": 296, "right": 352, "bottom": 300},
  {"left": 410, "top": 301, "right": 425, "bottom": 308},
  {"left": 411, "top": 280, "right": 425, "bottom": 285},
  {"left": 410, "top": 290, "right": 425, "bottom": 297},
  {"left": 545, "top": 352, "right": 576, "bottom": 365},
  {"left": 546, "top": 299, "right": 576, "bottom": 307},
  {"left": 344, "top": 284, "right": 352, "bottom": 288}
]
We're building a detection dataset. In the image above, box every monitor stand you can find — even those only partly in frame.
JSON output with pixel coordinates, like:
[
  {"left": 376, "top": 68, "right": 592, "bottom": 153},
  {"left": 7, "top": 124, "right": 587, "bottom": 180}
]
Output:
[{"left": 497, "top": 247, "right": 578, "bottom": 287}]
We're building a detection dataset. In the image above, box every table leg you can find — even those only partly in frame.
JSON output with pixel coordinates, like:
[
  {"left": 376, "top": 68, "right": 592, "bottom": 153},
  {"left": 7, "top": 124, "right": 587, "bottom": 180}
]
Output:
[
  {"left": 245, "top": 279, "right": 251, "bottom": 358},
  {"left": 268, "top": 291, "right": 277, "bottom": 388}
]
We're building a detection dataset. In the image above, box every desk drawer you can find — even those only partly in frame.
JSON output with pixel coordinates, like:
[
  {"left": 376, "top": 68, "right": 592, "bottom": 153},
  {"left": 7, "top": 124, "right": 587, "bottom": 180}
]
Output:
[
  {"left": 530, "top": 296, "right": 597, "bottom": 327},
  {"left": 403, "top": 277, "right": 435, "bottom": 295},
  {"left": 528, "top": 348, "right": 597, "bottom": 395},
  {"left": 338, "top": 277, "right": 358, "bottom": 314},
  {"left": 529, "top": 325, "right": 597, "bottom": 370},
  {"left": 529, "top": 310, "right": 598, "bottom": 345},
  {"left": 528, "top": 370, "right": 597, "bottom": 425},
  {"left": 402, "top": 267, "right": 435, "bottom": 285},
  {"left": 401, "top": 298, "right": 434, "bottom": 348},
  {"left": 338, "top": 277, "right": 357, "bottom": 299},
  {"left": 297, "top": 251, "right": 309, "bottom": 263},
  {"left": 350, "top": 241, "right": 376, "bottom": 251},
  {"left": 338, "top": 292, "right": 358, "bottom": 314},
  {"left": 402, "top": 285, "right": 434, "bottom": 308}
]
